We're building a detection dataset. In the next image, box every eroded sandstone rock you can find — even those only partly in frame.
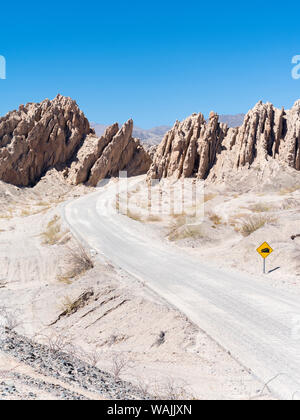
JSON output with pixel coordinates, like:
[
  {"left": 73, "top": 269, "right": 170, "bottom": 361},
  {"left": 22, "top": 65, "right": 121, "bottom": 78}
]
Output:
[
  {"left": 0, "top": 94, "right": 91, "bottom": 186},
  {"left": 147, "top": 112, "right": 228, "bottom": 180},
  {"left": 68, "top": 119, "right": 152, "bottom": 187},
  {"left": 148, "top": 100, "right": 300, "bottom": 181},
  {"left": 0, "top": 95, "right": 151, "bottom": 187}
]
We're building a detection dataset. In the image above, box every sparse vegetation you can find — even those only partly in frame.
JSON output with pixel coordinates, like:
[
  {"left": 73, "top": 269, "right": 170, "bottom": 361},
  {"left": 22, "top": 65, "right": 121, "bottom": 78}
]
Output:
[
  {"left": 0, "top": 208, "right": 13, "bottom": 219},
  {"left": 51, "top": 290, "right": 94, "bottom": 325},
  {"left": 238, "top": 215, "right": 276, "bottom": 237},
  {"left": 127, "top": 209, "right": 143, "bottom": 222},
  {"left": 279, "top": 185, "right": 300, "bottom": 195},
  {"left": 59, "top": 296, "right": 81, "bottom": 315},
  {"left": 0, "top": 306, "right": 22, "bottom": 331},
  {"left": 168, "top": 223, "right": 204, "bottom": 241},
  {"left": 110, "top": 353, "right": 134, "bottom": 380},
  {"left": 209, "top": 213, "right": 222, "bottom": 225},
  {"left": 204, "top": 193, "right": 217, "bottom": 202},
  {"left": 57, "top": 275, "right": 73, "bottom": 285},
  {"left": 153, "top": 377, "right": 194, "bottom": 400},
  {"left": 146, "top": 214, "right": 162, "bottom": 222},
  {"left": 84, "top": 350, "right": 103, "bottom": 367},
  {"left": 249, "top": 203, "right": 274, "bottom": 213},
  {"left": 41, "top": 215, "right": 67, "bottom": 245},
  {"left": 20, "top": 209, "right": 31, "bottom": 217},
  {"left": 115, "top": 201, "right": 120, "bottom": 212},
  {"left": 38, "top": 332, "right": 73, "bottom": 357},
  {"left": 58, "top": 244, "right": 94, "bottom": 282},
  {"left": 280, "top": 199, "right": 299, "bottom": 210},
  {"left": 36, "top": 201, "right": 49, "bottom": 206},
  {"left": 19, "top": 205, "right": 51, "bottom": 217},
  {"left": 167, "top": 212, "right": 203, "bottom": 241}
]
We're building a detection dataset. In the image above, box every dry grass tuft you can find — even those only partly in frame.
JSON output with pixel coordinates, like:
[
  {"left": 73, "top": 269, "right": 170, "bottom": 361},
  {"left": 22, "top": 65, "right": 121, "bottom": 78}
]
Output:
[
  {"left": 41, "top": 215, "right": 66, "bottom": 245},
  {"left": 204, "top": 193, "right": 217, "bottom": 202},
  {"left": 127, "top": 209, "right": 143, "bottom": 222},
  {"left": 168, "top": 223, "right": 204, "bottom": 241},
  {"left": 57, "top": 275, "right": 73, "bottom": 285},
  {"left": 209, "top": 213, "right": 222, "bottom": 225},
  {"left": 238, "top": 215, "right": 276, "bottom": 237},
  {"left": 110, "top": 353, "right": 134, "bottom": 380},
  {"left": 146, "top": 214, "right": 162, "bottom": 222},
  {"left": 279, "top": 185, "right": 300, "bottom": 195},
  {"left": 20, "top": 209, "right": 31, "bottom": 217},
  {"left": 0, "top": 208, "right": 13, "bottom": 219},
  {"left": 36, "top": 201, "right": 49, "bottom": 207},
  {"left": 59, "top": 296, "right": 81, "bottom": 315},
  {"left": 51, "top": 290, "right": 94, "bottom": 325},
  {"left": 280, "top": 199, "right": 299, "bottom": 210},
  {"left": 249, "top": 203, "right": 274, "bottom": 213},
  {"left": 115, "top": 196, "right": 120, "bottom": 212},
  {"left": 153, "top": 377, "right": 194, "bottom": 400},
  {"left": 58, "top": 244, "right": 94, "bottom": 282}
]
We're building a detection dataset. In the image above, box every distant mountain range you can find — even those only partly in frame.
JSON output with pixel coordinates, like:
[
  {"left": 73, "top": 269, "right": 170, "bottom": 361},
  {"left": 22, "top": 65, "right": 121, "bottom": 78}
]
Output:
[
  {"left": 91, "top": 114, "right": 245, "bottom": 146},
  {"left": 219, "top": 113, "right": 245, "bottom": 128},
  {"left": 90, "top": 123, "right": 170, "bottom": 146}
]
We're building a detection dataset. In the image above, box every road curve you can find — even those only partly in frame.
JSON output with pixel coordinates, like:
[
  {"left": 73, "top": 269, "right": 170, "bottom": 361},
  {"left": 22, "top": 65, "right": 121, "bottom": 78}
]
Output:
[{"left": 63, "top": 177, "right": 300, "bottom": 400}]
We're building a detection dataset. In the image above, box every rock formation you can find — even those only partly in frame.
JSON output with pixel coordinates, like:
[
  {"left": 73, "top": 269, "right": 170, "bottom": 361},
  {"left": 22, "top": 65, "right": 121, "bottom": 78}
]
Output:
[
  {"left": 0, "top": 94, "right": 91, "bottom": 186},
  {"left": 0, "top": 95, "right": 151, "bottom": 187},
  {"left": 148, "top": 100, "right": 300, "bottom": 182},
  {"left": 67, "top": 119, "right": 152, "bottom": 187},
  {"left": 2, "top": 94, "right": 299, "bottom": 188},
  {"left": 209, "top": 100, "right": 300, "bottom": 181},
  {"left": 147, "top": 112, "right": 228, "bottom": 180}
]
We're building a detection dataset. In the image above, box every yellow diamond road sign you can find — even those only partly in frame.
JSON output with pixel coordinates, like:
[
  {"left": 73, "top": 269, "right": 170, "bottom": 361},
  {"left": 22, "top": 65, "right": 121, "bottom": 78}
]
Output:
[{"left": 256, "top": 242, "right": 273, "bottom": 259}]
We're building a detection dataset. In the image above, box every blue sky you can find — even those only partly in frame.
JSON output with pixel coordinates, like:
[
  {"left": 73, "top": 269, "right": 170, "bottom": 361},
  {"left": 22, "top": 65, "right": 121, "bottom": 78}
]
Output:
[{"left": 0, "top": 0, "right": 300, "bottom": 128}]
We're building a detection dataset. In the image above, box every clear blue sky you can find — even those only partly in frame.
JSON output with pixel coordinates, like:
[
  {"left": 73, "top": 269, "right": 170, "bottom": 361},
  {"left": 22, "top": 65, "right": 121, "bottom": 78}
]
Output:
[{"left": 0, "top": 0, "right": 300, "bottom": 128}]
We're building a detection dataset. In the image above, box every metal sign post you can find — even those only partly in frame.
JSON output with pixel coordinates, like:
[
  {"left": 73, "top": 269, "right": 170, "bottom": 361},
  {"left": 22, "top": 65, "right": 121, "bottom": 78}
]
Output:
[{"left": 256, "top": 242, "right": 273, "bottom": 274}]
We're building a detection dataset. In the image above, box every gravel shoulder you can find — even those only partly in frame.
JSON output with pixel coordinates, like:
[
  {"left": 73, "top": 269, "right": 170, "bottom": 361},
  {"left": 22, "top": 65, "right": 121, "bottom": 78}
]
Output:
[{"left": 0, "top": 330, "right": 146, "bottom": 400}]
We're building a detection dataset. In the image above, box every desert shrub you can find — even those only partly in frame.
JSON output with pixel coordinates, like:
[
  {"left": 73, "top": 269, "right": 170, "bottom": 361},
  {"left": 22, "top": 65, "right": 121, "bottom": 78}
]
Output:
[
  {"left": 20, "top": 209, "right": 31, "bottom": 217},
  {"left": 249, "top": 203, "right": 274, "bottom": 213},
  {"left": 127, "top": 209, "right": 143, "bottom": 222},
  {"left": 110, "top": 353, "right": 134, "bottom": 380},
  {"left": 279, "top": 185, "right": 300, "bottom": 195},
  {"left": 59, "top": 244, "right": 94, "bottom": 281},
  {"left": 204, "top": 193, "right": 217, "bottom": 202},
  {"left": 41, "top": 215, "right": 66, "bottom": 245},
  {"left": 59, "top": 296, "right": 82, "bottom": 315},
  {"left": 0, "top": 307, "right": 22, "bottom": 331},
  {"left": 84, "top": 350, "right": 103, "bottom": 367},
  {"left": 146, "top": 214, "right": 162, "bottom": 222},
  {"left": 0, "top": 208, "right": 13, "bottom": 219},
  {"left": 36, "top": 201, "right": 49, "bottom": 206},
  {"left": 280, "top": 199, "right": 299, "bottom": 210},
  {"left": 239, "top": 215, "right": 276, "bottom": 237},
  {"left": 153, "top": 378, "right": 194, "bottom": 400},
  {"left": 40, "top": 332, "right": 73, "bottom": 357},
  {"left": 168, "top": 224, "right": 204, "bottom": 241},
  {"left": 209, "top": 213, "right": 222, "bottom": 225},
  {"left": 57, "top": 275, "right": 73, "bottom": 285}
]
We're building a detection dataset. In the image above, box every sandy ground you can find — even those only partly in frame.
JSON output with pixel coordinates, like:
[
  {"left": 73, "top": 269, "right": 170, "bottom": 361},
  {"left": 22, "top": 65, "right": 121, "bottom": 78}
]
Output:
[
  {"left": 0, "top": 171, "right": 272, "bottom": 400},
  {"left": 124, "top": 169, "right": 300, "bottom": 295}
]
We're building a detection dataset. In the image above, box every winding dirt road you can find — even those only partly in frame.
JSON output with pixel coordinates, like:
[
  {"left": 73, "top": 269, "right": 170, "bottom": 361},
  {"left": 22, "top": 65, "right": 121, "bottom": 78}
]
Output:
[{"left": 63, "top": 177, "right": 300, "bottom": 400}]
